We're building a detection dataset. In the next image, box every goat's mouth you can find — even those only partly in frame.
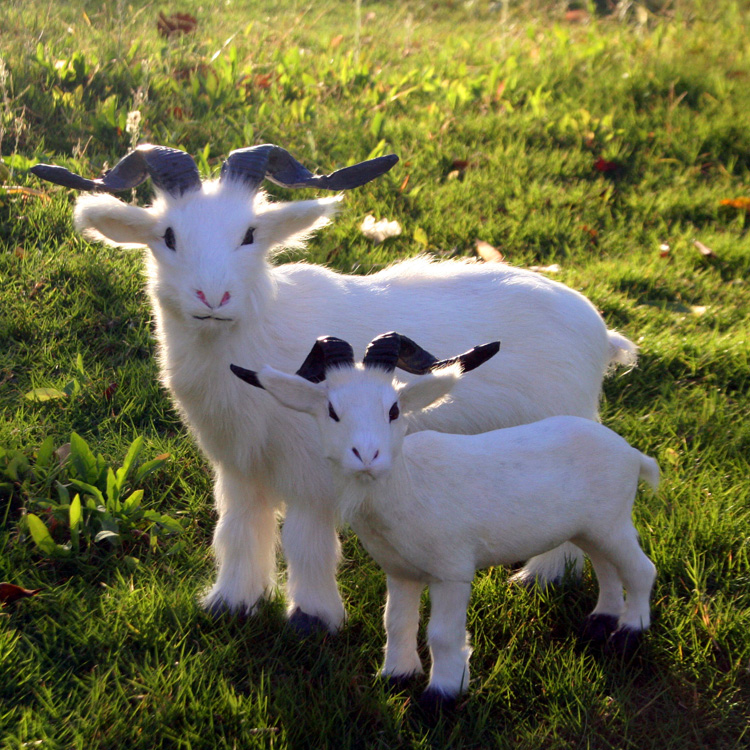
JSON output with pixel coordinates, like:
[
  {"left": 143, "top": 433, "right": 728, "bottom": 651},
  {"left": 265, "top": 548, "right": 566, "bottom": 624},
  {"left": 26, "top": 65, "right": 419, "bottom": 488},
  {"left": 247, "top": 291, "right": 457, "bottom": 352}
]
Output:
[{"left": 192, "top": 315, "right": 234, "bottom": 322}]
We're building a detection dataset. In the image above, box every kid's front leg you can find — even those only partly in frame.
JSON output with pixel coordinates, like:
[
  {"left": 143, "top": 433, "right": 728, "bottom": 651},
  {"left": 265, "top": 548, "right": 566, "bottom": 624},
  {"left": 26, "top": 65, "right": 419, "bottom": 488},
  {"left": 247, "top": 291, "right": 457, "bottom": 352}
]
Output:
[
  {"left": 382, "top": 576, "right": 425, "bottom": 683},
  {"left": 423, "top": 580, "right": 473, "bottom": 707}
]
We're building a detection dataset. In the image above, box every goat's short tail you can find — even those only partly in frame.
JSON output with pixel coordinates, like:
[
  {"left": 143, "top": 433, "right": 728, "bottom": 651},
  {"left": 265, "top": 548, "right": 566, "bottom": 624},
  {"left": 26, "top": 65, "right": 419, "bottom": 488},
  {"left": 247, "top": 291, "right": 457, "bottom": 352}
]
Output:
[
  {"left": 607, "top": 330, "right": 639, "bottom": 371},
  {"left": 638, "top": 453, "right": 660, "bottom": 492}
]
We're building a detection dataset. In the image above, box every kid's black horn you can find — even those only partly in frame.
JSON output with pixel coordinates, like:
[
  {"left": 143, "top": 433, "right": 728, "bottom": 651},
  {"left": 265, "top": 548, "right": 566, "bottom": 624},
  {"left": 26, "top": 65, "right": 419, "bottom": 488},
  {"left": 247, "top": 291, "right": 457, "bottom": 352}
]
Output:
[
  {"left": 295, "top": 336, "right": 355, "bottom": 384},
  {"left": 363, "top": 332, "right": 500, "bottom": 374}
]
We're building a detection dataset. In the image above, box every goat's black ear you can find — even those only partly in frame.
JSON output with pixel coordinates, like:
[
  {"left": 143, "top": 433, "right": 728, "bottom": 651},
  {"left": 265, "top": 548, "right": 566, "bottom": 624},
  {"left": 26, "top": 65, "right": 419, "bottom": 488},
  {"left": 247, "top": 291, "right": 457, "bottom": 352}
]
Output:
[{"left": 230, "top": 364, "right": 264, "bottom": 389}]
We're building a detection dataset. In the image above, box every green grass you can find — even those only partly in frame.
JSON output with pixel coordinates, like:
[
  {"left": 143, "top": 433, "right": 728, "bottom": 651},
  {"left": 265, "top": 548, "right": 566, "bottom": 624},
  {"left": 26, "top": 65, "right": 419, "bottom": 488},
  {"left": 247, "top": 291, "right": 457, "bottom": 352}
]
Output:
[{"left": 1, "top": 0, "right": 750, "bottom": 747}]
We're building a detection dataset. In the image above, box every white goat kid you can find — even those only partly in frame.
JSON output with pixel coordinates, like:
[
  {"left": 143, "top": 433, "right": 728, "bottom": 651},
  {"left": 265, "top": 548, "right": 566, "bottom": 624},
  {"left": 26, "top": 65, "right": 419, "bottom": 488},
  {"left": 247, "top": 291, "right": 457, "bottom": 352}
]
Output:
[
  {"left": 232, "top": 333, "right": 659, "bottom": 704},
  {"left": 31, "top": 144, "right": 637, "bottom": 634}
]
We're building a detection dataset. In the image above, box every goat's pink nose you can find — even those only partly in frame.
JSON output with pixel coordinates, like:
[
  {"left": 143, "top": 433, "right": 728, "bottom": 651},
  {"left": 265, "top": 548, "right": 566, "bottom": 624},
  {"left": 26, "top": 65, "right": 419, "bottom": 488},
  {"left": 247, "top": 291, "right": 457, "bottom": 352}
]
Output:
[{"left": 195, "top": 290, "right": 231, "bottom": 308}]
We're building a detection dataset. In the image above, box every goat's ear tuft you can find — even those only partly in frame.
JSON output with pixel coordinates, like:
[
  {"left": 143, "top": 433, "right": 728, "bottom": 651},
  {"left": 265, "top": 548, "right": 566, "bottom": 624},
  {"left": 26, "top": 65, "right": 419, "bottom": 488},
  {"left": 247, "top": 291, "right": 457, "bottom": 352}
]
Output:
[
  {"left": 74, "top": 194, "right": 159, "bottom": 248},
  {"left": 255, "top": 366, "right": 328, "bottom": 415},
  {"left": 254, "top": 196, "right": 342, "bottom": 253},
  {"left": 399, "top": 367, "right": 461, "bottom": 415}
]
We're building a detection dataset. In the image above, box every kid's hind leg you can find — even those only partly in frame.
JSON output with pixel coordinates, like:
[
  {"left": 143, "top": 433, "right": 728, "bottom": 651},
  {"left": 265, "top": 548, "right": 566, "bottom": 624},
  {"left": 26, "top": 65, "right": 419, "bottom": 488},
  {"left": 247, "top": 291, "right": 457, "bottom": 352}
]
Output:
[
  {"left": 576, "top": 545, "right": 625, "bottom": 644},
  {"left": 578, "top": 528, "right": 656, "bottom": 655}
]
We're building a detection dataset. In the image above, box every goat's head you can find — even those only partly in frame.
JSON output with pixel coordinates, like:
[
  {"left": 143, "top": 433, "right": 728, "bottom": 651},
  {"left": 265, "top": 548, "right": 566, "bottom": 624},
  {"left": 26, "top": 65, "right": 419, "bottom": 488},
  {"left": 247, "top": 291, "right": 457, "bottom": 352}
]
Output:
[
  {"left": 31, "top": 145, "right": 398, "bottom": 330},
  {"left": 230, "top": 333, "right": 500, "bottom": 481}
]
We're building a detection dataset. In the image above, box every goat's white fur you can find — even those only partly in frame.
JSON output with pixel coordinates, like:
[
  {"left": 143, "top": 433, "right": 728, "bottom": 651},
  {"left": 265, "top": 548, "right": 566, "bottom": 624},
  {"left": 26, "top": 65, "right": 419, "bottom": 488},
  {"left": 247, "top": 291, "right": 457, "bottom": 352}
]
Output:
[
  {"left": 73, "top": 179, "right": 637, "bottom": 630},
  {"left": 254, "top": 362, "right": 659, "bottom": 698}
]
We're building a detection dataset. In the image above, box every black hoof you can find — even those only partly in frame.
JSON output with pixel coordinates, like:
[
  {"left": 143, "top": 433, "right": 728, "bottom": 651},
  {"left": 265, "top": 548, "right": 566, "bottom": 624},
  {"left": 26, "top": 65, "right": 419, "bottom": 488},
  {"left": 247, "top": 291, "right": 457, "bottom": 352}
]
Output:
[
  {"left": 382, "top": 673, "right": 414, "bottom": 691},
  {"left": 580, "top": 613, "right": 619, "bottom": 645},
  {"left": 607, "top": 627, "right": 644, "bottom": 658},
  {"left": 287, "top": 607, "right": 331, "bottom": 636},
  {"left": 418, "top": 688, "right": 458, "bottom": 715},
  {"left": 203, "top": 597, "right": 250, "bottom": 621}
]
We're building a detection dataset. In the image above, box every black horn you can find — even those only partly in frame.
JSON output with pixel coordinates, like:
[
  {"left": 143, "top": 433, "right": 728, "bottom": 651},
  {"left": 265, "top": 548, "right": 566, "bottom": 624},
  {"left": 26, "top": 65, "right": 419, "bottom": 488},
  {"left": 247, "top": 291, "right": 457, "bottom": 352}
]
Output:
[
  {"left": 229, "top": 364, "right": 264, "bottom": 389},
  {"left": 363, "top": 332, "right": 500, "bottom": 375},
  {"left": 296, "top": 337, "right": 355, "bottom": 384},
  {"left": 30, "top": 144, "right": 201, "bottom": 196},
  {"left": 220, "top": 144, "right": 398, "bottom": 192}
]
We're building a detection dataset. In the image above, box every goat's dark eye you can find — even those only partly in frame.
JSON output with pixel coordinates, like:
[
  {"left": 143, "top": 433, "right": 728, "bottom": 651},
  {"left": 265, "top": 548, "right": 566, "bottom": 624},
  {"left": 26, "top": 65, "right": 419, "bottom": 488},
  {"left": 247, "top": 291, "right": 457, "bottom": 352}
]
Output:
[
  {"left": 328, "top": 403, "right": 340, "bottom": 422},
  {"left": 389, "top": 402, "right": 400, "bottom": 422},
  {"left": 164, "top": 227, "right": 176, "bottom": 251},
  {"left": 241, "top": 227, "right": 255, "bottom": 245}
]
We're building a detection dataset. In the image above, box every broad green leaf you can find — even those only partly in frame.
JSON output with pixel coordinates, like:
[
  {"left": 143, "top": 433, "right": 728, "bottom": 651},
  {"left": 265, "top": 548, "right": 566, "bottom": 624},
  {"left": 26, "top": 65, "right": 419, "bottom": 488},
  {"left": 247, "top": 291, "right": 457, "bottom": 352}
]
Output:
[
  {"left": 123, "top": 489, "right": 143, "bottom": 511},
  {"left": 69, "top": 478, "right": 104, "bottom": 506},
  {"left": 26, "top": 513, "right": 69, "bottom": 557},
  {"left": 413, "top": 227, "right": 429, "bottom": 246},
  {"left": 34, "top": 436, "right": 56, "bottom": 472},
  {"left": 69, "top": 494, "right": 82, "bottom": 532},
  {"left": 133, "top": 455, "right": 170, "bottom": 484},
  {"left": 24, "top": 387, "right": 67, "bottom": 402},
  {"left": 106, "top": 468, "right": 120, "bottom": 511},
  {"left": 94, "top": 529, "right": 120, "bottom": 543},
  {"left": 70, "top": 432, "right": 98, "bottom": 483},
  {"left": 116, "top": 436, "right": 144, "bottom": 489}
]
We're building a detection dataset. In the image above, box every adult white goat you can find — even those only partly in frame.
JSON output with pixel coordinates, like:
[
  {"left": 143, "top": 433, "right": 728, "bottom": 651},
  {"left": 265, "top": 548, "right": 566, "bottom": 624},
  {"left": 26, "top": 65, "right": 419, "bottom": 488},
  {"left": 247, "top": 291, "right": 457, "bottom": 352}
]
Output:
[
  {"left": 231, "top": 333, "right": 658, "bottom": 705},
  {"left": 31, "top": 144, "right": 637, "bottom": 634}
]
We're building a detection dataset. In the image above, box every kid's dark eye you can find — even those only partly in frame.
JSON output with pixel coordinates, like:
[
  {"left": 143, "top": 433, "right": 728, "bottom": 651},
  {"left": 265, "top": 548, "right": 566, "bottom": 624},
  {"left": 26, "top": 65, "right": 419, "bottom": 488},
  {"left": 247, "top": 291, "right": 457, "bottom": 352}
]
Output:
[
  {"left": 328, "top": 402, "right": 340, "bottom": 422},
  {"left": 389, "top": 402, "right": 400, "bottom": 422},
  {"left": 241, "top": 227, "right": 255, "bottom": 245},
  {"left": 164, "top": 227, "right": 176, "bottom": 250}
]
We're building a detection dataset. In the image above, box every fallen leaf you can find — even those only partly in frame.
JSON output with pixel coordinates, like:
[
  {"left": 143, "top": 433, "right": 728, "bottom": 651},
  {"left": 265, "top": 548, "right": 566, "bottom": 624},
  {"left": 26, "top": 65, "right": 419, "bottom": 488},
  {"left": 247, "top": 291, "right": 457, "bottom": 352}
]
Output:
[
  {"left": 329, "top": 34, "right": 344, "bottom": 49},
  {"left": 157, "top": 11, "right": 198, "bottom": 38},
  {"left": 475, "top": 239, "right": 504, "bottom": 263},
  {"left": 399, "top": 174, "right": 410, "bottom": 192},
  {"left": 103, "top": 382, "right": 118, "bottom": 401},
  {"left": 254, "top": 73, "right": 273, "bottom": 90},
  {"left": 690, "top": 305, "right": 707, "bottom": 316},
  {"left": 360, "top": 215, "right": 402, "bottom": 244},
  {"left": 446, "top": 170, "right": 461, "bottom": 181},
  {"left": 565, "top": 9, "right": 589, "bottom": 23},
  {"left": 24, "top": 387, "right": 68, "bottom": 402},
  {"left": 28, "top": 281, "right": 45, "bottom": 298},
  {"left": 55, "top": 442, "right": 71, "bottom": 466},
  {"left": 0, "top": 583, "right": 42, "bottom": 606},
  {"left": 451, "top": 159, "right": 471, "bottom": 171},
  {"left": 594, "top": 157, "right": 620, "bottom": 174},
  {"left": 529, "top": 264, "right": 561, "bottom": 274},
  {"left": 719, "top": 197, "right": 750, "bottom": 210},
  {"left": 693, "top": 239, "right": 717, "bottom": 258},
  {"left": 0, "top": 186, "right": 51, "bottom": 200},
  {"left": 659, "top": 242, "right": 671, "bottom": 258}
]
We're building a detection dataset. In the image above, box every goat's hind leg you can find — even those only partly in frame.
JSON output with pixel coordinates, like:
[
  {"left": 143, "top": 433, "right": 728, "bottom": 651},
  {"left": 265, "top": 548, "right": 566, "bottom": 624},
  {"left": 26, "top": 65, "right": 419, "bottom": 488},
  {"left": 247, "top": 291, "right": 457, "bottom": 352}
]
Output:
[{"left": 202, "top": 466, "right": 279, "bottom": 617}]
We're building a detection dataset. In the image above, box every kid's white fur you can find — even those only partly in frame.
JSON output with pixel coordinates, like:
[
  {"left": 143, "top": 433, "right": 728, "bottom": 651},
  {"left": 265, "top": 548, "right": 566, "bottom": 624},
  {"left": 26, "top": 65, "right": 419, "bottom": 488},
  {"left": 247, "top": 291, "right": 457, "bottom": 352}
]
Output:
[{"left": 252, "top": 360, "right": 659, "bottom": 699}]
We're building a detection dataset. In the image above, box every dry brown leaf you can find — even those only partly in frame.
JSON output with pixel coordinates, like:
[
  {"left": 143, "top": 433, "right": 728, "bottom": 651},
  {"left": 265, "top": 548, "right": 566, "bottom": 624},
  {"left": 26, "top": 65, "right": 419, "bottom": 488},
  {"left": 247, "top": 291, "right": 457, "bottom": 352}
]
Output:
[
  {"left": 0, "top": 583, "right": 42, "bottom": 606},
  {"left": 157, "top": 11, "right": 198, "bottom": 38},
  {"left": 329, "top": 34, "right": 344, "bottom": 49},
  {"left": 475, "top": 240, "right": 504, "bottom": 263},
  {"left": 565, "top": 9, "right": 589, "bottom": 23}
]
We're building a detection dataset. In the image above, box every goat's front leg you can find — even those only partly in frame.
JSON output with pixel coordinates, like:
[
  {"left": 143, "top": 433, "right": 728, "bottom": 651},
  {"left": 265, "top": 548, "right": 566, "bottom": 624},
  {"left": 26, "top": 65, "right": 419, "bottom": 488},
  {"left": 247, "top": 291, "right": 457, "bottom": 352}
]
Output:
[
  {"left": 282, "top": 504, "right": 345, "bottom": 634},
  {"left": 381, "top": 576, "right": 424, "bottom": 683},
  {"left": 423, "top": 580, "right": 473, "bottom": 706},
  {"left": 202, "top": 465, "right": 278, "bottom": 616}
]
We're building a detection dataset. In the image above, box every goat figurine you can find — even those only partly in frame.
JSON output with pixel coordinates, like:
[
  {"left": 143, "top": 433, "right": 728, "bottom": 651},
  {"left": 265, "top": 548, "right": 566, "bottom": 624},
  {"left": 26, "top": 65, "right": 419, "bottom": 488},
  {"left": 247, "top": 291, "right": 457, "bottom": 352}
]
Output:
[
  {"left": 231, "top": 333, "right": 658, "bottom": 704},
  {"left": 32, "top": 144, "right": 637, "bottom": 633}
]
